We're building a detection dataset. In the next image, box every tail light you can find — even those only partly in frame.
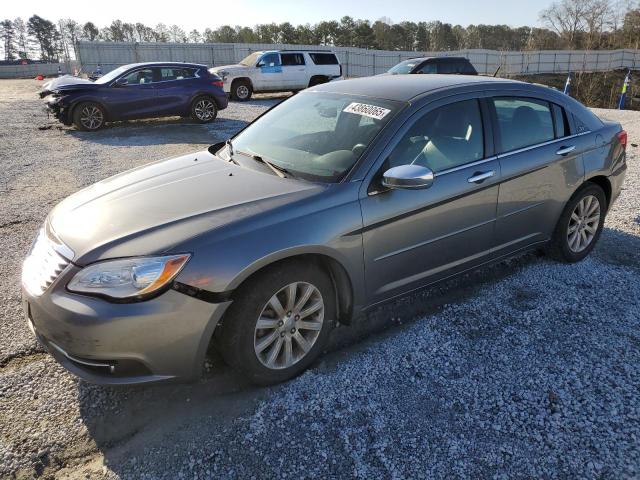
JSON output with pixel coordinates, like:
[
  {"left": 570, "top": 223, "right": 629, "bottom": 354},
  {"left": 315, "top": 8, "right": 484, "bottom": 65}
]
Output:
[
  {"left": 618, "top": 130, "right": 627, "bottom": 150},
  {"left": 211, "top": 80, "right": 224, "bottom": 88},
  {"left": 339, "top": 64, "right": 343, "bottom": 77}
]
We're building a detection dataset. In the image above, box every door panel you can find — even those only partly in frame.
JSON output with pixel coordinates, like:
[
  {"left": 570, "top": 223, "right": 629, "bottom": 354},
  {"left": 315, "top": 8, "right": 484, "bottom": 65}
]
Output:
[
  {"left": 492, "top": 96, "right": 584, "bottom": 254},
  {"left": 107, "top": 68, "right": 158, "bottom": 120},
  {"left": 153, "top": 68, "right": 198, "bottom": 115},
  {"left": 280, "top": 53, "right": 307, "bottom": 89},
  {"left": 361, "top": 160, "right": 500, "bottom": 303},
  {"left": 254, "top": 53, "right": 283, "bottom": 90},
  {"left": 359, "top": 97, "right": 499, "bottom": 305}
]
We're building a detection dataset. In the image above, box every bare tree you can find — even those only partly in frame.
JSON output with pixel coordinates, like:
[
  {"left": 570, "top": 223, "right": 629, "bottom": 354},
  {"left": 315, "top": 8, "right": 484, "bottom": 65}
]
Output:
[{"left": 540, "top": 0, "right": 590, "bottom": 48}]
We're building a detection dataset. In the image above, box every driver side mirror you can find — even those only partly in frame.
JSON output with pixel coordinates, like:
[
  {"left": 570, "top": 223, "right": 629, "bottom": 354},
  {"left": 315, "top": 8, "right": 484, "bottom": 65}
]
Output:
[
  {"left": 382, "top": 164, "right": 434, "bottom": 190},
  {"left": 113, "top": 77, "right": 128, "bottom": 87}
]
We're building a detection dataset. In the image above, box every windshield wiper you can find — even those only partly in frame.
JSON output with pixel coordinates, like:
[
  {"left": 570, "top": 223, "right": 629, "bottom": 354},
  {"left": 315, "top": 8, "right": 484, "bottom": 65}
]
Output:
[{"left": 236, "top": 150, "right": 291, "bottom": 179}]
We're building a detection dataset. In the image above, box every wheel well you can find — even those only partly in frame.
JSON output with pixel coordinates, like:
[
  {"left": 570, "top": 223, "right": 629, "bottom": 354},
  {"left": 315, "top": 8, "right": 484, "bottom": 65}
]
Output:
[
  {"left": 308, "top": 75, "right": 328, "bottom": 87},
  {"left": 231, "top": 254, "right": 354, "bottom": 326},
  {"left": 586, "top": 175, "right": 612, "bottom": 209},
  {"left": 71, "top": 100, "right": 109, "bottom": 122},
  {"left": 231, "top": 77, "right": 253, "bottom": 89}
]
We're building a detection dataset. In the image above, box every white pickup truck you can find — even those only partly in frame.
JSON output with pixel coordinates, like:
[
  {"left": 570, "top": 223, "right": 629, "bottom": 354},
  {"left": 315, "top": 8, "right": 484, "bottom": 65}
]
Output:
[{"left": 209, "top": 50, "right": 343, "bottom": 101}]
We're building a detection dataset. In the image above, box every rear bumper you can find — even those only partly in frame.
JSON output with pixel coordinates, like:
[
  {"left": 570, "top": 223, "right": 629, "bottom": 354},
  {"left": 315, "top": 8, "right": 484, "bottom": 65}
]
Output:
[
  {"left": 608, "top": 151, "right": 627, "bottom": 209},
  {"left": 22, "top": 273, "right": 231, "bottom": 385}
]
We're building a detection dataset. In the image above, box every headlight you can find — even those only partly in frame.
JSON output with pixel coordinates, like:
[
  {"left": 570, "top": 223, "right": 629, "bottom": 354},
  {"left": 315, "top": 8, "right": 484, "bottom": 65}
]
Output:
[
  {"left": 67, "top": 254, "right": 190, "bottom": 301},
  {"left": 218, "top": 70, "right": 229, "bottom": 81}
]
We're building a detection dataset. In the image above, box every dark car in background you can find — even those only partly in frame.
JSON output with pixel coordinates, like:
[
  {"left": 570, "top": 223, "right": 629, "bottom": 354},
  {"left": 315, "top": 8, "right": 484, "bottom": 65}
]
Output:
[
  {"left": 41, "top": 62, "right": 228, "bottom": 131},
  {"left": 387, "top": 56, "right": 478, "bottom": 75}
]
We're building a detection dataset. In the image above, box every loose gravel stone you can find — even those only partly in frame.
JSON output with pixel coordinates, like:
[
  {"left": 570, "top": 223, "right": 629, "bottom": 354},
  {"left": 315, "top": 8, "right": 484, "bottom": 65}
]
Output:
[{"left": 0, "top": 81, "right": 638, "bottom": 479}]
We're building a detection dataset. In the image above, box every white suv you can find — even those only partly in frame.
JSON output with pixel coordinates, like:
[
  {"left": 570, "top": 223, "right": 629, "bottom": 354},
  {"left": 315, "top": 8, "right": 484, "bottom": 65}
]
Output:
[{"left": 210, "top": 50, "right": 343, "bottom": 101}]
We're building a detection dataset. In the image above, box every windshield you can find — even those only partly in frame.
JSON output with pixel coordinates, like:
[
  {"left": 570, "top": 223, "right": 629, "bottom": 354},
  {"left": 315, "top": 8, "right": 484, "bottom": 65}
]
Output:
[
  {"left": 239, "top": 52, "right": 261, "bottom": 66},
  {"left": 228, "top": 92, "right": 403, "bottom": 182},
  {"left": 388, "top": 59, "right": 420, "bottom": 75},
  {"left": 94, "top": 65, "right": 130, "bottom": 84}
]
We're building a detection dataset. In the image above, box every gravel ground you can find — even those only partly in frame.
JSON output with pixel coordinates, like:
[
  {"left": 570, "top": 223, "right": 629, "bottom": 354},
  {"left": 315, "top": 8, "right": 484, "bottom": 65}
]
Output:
[{"left": 0, "top": 80, "right": 639, "bottom": 479}]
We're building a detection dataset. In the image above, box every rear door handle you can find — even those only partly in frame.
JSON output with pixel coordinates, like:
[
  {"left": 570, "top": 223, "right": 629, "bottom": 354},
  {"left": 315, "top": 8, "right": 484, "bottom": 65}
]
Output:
[
  {"left": 467, "top": 170, "right": 495, "bottom": 184},
  {"left": 556, "top": 145, "right": 576, "bottom": 155}
]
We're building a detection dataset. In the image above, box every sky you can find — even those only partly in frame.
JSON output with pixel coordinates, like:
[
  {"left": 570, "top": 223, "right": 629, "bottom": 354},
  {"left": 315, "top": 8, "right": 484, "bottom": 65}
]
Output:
[{"left": 6, "top": 0, "right": 556, "bottom": 30}]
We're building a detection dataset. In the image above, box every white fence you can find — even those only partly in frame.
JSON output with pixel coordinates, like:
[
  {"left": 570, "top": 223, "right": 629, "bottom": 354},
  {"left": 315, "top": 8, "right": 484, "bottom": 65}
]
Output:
[
  {"left": 3, "top": 42, "right": 639, "bottom": 79},
  {"left": 74, "top": 42, "right": 640, "bottom": 77},
  {"left": 0, "top": 62, "right": 78, "bottom": 79}
]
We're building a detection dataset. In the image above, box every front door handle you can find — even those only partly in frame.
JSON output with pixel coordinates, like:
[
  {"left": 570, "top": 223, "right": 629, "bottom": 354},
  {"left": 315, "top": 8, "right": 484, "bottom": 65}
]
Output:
[
  {"left": 467, "top": 170, "right": 495, "bottom": 184},
  {"left": 556, "top": 145, "right": 576, "bottom": 155}
]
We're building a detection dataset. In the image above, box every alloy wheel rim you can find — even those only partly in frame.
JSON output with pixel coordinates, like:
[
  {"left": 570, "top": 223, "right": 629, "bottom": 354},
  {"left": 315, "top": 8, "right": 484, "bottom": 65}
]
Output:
[
  {"left": 236, "top": 85, "right": 249, "bottom": 99},
  {"left": 80, "top": 106, "right": 103, "bottom": 130},
  {"left": 254, "top": 282, "right": 324, "bottom": 370},
  {"left": 567, "top": 194, "right": 600, "bottom": 253},
  {"left": 194, "top": 100, "right": 216, "bottom": 121}
]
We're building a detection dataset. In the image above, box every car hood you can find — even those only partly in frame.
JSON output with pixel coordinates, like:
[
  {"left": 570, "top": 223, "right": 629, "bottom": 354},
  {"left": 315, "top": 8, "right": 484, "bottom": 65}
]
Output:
[
  {"left": 49, "top": 149, "right": 321, "bottom": 265},
  {"left": 210, "top": 64, "right": 249, "bottom": 73},
  {"left": 39, "top": 75, "right": 95, "bottom": 97}
]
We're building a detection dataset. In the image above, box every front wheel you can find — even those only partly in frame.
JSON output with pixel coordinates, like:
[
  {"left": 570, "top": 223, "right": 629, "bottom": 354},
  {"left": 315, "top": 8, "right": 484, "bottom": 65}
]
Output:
[
  {"left": 548, "top": 183, "right": 606, "bottom": 262},
  {"left": 72, "top": 102, "right": 105, "bottom": 131},
  {"left": 190, "top": 96, "right": 218, "bottom": 123},
  {"left": 218, "top": 262, "right": 334, "bottom": 385},
  {"left": 231, "top": 80, "right": 252, "bottom": 101}
]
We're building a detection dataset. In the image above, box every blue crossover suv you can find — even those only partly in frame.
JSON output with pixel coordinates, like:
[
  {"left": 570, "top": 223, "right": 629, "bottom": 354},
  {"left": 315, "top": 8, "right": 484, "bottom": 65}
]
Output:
[{"left": 41, "top": 62, "right": 228, "bottom": 131}]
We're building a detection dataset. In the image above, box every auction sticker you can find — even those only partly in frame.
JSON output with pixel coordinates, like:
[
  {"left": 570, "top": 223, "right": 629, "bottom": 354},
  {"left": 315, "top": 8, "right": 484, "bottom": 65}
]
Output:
[{"left": 343, "top": 102, "right": 391, "bottom": 120}]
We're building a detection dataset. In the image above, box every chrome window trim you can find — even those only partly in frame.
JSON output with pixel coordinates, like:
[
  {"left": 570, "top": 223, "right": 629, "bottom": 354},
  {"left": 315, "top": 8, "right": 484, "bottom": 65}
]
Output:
[{"left": 496, "top": 130, "right": 591, "bottom": 159}]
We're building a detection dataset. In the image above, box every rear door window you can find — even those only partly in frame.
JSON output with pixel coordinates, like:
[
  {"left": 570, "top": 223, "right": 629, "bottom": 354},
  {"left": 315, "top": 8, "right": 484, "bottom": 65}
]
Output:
[
  {"left": 492, "top": 97, "right": 555, "bottom": 152},
  {"left": 388, "top": 99, "right": 484, "bottom": 172},
  {"left": 160, "top": 68, "right": 196, "bottom": 81},
  {"left": 281, "top": 53, "right": 305, "bottom": 66},
  {"left": 309, "top": 53, "right": 339, "bottom": 65}
]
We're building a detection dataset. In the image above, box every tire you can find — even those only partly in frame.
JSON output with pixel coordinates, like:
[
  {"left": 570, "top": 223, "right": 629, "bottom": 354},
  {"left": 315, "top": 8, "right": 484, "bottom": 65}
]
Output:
[
  {"left": 72, "top": 102, "right": 106, "bottom": 131},
  {"left": 548, "top": 183, "right": 606, "bottom": 263},
  {"left": 231, "top": 79, "right": 252, "bottom": 101},
  {"left": 190, "top": 96, "right": 218, "bottom": 123},
  {"left": 218, "top": 262, "right": 335, "bottom": 385}
]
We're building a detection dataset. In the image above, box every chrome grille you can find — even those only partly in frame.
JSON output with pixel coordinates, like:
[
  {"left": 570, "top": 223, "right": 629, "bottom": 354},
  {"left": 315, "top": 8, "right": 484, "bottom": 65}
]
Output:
[{"left": 22, "top": 228, "right": 72, "bottom": 296}]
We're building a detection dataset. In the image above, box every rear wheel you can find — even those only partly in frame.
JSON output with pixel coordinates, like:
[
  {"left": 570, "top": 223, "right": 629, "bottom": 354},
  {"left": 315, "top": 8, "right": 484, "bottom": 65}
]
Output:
[
  {"left": 72, "top": 102, "right": 105, "bottom": 131},
  {"left": 548, "top": 183, "right": 606, "bottom": 262},
  {"left": 218, "top": 262, "right": 334, "bottom": 385},
  {"left": 231, "top": 80, "right": 252, "bottom": 101},
  {"left": 190, "top": 96, "right": 218, "bottom": 123}
]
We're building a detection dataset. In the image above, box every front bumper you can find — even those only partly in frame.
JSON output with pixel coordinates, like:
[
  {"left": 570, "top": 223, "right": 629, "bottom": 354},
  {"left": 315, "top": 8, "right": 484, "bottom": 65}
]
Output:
[
  {"left": 44, "top": 96, "right": 72, "bottom": 125},
  {"left": 22, "top": 272, "right": 231, "bottom": 385}
]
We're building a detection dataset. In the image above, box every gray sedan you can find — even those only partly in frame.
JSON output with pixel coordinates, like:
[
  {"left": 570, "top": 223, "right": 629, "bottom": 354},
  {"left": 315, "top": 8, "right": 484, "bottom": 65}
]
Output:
[{"left": 22, "top": 75, "right": 627, "bottom": 385}]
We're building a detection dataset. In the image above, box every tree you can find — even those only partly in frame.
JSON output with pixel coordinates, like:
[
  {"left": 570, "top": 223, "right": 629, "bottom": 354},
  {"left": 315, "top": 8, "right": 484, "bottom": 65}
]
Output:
[
  {"left": 154, "top": 23, "right": 169, "bottom": 42},
  {"left": 0, "top": 19, "right": 16, "bottom": 60},
  {"left": 188, "top": 29, "right": 202, "bottom": 43},
  {"left": 82, "top": 22, "right": 99, "bottom": 41},
  {"left": 353, "top": 20, "right": 375, "bottom": 48},
  {"left": 169, "top": 24, "right": 186, "bottom": 42},
  {"left": 622, "top": 8, "right": 640, "bottom": 48},
  {"left": 13, "top": 17, "right": 29, "bottom": 58},
  {"left": 27, "top": 15, "right": 60, "bottom": 61}
]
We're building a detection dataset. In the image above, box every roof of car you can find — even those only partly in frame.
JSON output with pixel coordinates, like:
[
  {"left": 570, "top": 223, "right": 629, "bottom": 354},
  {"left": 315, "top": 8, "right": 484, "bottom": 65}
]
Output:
[
  {"left": 124, "top": 61, "right": 207, "bottom": 69},
  {"left": 408, "top": 56, "right": 471, "bottom": 62},
  {"left": 311, "top": 74, "right": 526, "bottom": 102}
]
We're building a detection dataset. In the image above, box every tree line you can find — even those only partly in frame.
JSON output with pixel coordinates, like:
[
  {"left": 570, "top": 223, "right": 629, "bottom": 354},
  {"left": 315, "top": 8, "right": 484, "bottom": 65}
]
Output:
[{"left": 1, "top": 0, "right": 640, "bottom": 62}]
